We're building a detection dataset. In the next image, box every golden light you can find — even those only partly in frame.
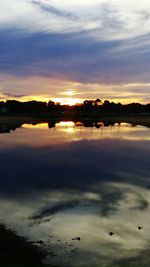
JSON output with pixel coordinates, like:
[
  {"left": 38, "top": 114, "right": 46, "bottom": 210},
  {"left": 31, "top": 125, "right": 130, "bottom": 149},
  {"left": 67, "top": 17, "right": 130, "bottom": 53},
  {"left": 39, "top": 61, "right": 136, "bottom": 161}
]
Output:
[
  {"left": 57, "top": 121, "right": 75, "bottom": 133},
  {"left": 23, "top": 123, "right": 48, "bottom": 129},
  {"left": 20, "top": 95, "right": 51, "bottom": 103},
  {"left": 58, "top": 121, "right": 74, "bottom": 127},
  {"left": 1, "top": 80, "right": 149, "bottom": 105},
  {"left": 52, "top": 97, "right": 83, "bottom": 106},
  {"left": 55, "top": 89, "right": 84, "bottom": 105},
  {"left": 59, "top": 90, "right": 77, "bottom": 96}
]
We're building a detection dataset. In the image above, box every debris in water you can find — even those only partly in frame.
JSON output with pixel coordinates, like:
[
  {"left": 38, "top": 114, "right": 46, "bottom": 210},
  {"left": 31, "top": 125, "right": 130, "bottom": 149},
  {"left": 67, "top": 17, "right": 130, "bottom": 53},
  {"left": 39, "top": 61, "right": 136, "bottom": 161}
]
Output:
[
  {"left": 109, "top": 232, "right": 114, "bottom": 236},
  {"left": 72, "top": 237, "right": 81, "bottom": 241}
]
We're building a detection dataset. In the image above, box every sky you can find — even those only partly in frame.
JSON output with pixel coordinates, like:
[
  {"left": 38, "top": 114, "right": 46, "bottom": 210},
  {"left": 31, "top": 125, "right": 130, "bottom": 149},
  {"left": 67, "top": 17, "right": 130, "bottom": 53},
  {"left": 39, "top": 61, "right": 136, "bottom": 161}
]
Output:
[{"left": 0, "top": 0, "right": 150, "bottom": 104}]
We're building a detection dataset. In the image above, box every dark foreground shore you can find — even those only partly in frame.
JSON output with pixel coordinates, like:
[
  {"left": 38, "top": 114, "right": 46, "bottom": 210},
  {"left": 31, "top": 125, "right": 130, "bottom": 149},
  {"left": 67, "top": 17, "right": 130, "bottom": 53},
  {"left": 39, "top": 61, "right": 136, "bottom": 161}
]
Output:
[{"left": 0, "top": 224, "right": 47, "bottom": 267}]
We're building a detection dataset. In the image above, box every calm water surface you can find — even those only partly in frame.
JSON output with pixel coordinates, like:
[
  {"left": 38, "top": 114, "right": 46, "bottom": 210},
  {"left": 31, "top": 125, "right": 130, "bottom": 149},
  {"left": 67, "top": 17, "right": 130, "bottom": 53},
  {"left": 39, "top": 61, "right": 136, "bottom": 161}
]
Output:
[{"left": 0, "top": 121, "right": 150, "bottom": 266}]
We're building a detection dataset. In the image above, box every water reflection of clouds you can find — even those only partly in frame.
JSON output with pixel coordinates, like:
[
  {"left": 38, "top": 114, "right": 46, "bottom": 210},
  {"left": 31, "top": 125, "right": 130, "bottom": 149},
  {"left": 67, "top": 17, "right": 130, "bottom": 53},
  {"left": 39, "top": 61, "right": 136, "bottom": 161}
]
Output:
[
  {"left": 18, "top": 122, "right": 150, "bottom": 143},
  {"left": 0, "top": 122, "right": 149, "bottom": 150},
  {"left": 0, "top": 123, "right": 150, "bottom": 266},
  {"left": 0, "top": 183, "right": 150, "bottom": 266},
  {"left": 0, "top": 138, "right": 150, "bottom": 195}
]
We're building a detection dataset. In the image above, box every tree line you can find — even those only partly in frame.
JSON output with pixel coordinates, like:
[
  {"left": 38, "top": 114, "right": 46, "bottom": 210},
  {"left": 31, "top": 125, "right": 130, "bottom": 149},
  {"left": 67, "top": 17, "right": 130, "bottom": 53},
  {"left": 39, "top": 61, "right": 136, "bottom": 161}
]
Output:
[{"left": 0, "top": 99, "right": 150, "bottom": 117}]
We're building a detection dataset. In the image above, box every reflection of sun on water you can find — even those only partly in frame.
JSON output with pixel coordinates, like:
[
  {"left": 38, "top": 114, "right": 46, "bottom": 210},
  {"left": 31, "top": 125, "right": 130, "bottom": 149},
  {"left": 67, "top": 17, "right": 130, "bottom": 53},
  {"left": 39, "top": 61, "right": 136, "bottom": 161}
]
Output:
[
  {"left": 57, "top": 121, "right": 75, "bottom": 133},
  {"left": 58, "top": 122, "right": 74, "bottom": 127},
  {"left": 21, "top": 122, "right": 150, "bottom": 141},
  {"left": 0, "top": 121, "right": 150, "bottom": 266},
  {"left": 23, "top": 123, "right": 48, "bottom": 129}
]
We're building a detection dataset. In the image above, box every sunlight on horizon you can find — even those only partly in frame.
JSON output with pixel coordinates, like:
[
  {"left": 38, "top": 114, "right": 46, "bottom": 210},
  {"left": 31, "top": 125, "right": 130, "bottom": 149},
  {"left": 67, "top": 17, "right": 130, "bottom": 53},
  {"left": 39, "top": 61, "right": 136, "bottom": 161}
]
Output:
[{"left": 0, "top": 94, "right": 146, "bottom": 106}]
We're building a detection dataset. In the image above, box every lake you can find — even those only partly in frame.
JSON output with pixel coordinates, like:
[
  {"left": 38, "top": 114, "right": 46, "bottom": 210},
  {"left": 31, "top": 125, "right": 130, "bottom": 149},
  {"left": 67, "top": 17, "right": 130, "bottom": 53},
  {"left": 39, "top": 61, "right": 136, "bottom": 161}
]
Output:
[{"left": 0, "top": 120, "right": 150, "bottom": 267}]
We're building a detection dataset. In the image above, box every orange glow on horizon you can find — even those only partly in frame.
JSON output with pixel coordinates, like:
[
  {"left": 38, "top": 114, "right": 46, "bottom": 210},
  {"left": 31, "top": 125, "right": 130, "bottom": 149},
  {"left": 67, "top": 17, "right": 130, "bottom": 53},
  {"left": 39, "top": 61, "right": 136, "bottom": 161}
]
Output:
[
  {"left": 0, "top": 94, "right": 146, "bottom": 105},
  {"left": 0, "top": 94, "right": 84, "bottom": 106},
  {"left": 0, "top": 74, "right": 149, "bottom": 105},
  {"left": 51, "top": 97, "right": 83, "bottom": 105}
]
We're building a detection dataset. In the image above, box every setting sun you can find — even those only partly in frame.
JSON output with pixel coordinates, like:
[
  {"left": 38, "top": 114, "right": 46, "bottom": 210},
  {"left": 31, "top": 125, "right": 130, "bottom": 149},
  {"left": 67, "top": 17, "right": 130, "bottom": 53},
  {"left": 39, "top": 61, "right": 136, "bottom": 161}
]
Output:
[
  {"left": 0, "top": 0, "right": 150, "bottom": 266},
  {"left": 51, "top": 97, "right": 83, "bottom": 106}
]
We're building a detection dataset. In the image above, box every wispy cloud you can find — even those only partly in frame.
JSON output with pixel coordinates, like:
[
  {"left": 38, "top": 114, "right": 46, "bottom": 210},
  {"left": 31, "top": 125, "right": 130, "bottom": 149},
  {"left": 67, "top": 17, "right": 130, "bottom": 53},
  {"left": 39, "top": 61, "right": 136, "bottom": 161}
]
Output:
[
  {"left": 0, "top": 0, "right": 149, "bottom": 102},
  {"left": 30, "top": 0, "right": 78, "bottom": 20},
  {"left": 0, "top": 0, "right": 150, "bottom": 39}
]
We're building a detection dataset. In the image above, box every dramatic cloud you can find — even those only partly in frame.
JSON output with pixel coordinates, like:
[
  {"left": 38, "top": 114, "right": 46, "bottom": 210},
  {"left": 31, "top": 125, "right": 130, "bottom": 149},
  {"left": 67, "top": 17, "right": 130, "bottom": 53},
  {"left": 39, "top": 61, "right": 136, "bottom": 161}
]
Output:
[
  {"left": 0, "top": 129, "right": 150, "bottom": 266},
  {"left": 1, "top": 0, "right": 150, "bottom": 39},
  {"left": 0, "top": 0, "right": 149, "bottom": 102}
]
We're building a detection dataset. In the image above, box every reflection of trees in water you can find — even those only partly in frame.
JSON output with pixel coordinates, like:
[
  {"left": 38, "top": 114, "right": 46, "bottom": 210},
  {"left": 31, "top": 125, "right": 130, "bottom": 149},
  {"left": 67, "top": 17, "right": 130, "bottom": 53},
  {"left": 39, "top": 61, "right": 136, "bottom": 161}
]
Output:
[
  {"left": 47, "top": 120, "right": 119, "bottom": 129},
  {"left": 75, "top": 120, "right": 121, "bottom": 129},
  {"left": 0, "top": 124, "right": 21, "bottom": 134},
  {"left": 48, "top": 121, "right": 57, "bottom": 129},
  {"left": 0, "top": 119, "right": 148, "bottom": 134}
]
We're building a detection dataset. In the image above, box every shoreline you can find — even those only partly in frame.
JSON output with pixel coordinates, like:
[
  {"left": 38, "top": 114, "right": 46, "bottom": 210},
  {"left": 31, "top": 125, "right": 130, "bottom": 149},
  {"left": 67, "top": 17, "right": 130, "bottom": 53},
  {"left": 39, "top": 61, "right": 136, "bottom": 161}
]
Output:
[
  {"left": 0, "top": 115, "right": 150, "bottom": 128},
  {"left": 0, "top": 224, "right": 47, "bottom": 267}
]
